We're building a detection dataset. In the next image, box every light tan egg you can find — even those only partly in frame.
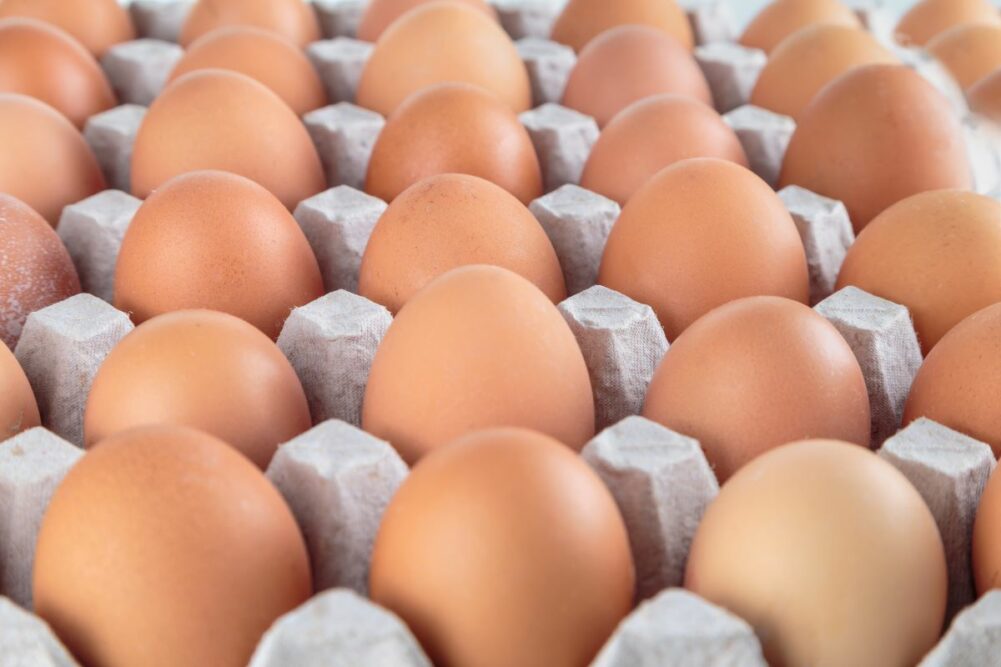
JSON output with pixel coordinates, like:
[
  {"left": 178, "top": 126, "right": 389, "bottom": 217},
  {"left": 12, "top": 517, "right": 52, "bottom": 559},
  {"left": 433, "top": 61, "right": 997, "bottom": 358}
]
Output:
[
  {"left": 356, "top": 2, "right": 531, "bottom": 117},
  {"left": 365, "top": 83, "right": 542, "bottom": 204},
  {"left": 0, "top": 0, "right": 134, "bottom": 56},
  {"left": 561, "top": 25, "right": 712, "bottom": 127},
  {"left": 896, "top": 0, "right": 1001, "bottom": 47},
  {"left": 927, "top": 24, "right": 1001, "bottom": 91},
  {"left": 973, "top": 465, "right": 1001, "bottom": 594},
  {"left": 970, "top": 69, "right": 1001, "bottom": 122},
  {"left": 357, "top": 0, "right": 497, "bottom": 42},
  {"left": 740, "top": 0, "right": 861, "bottom": 53},
  {"left": 179, "top": 0, "right": 320, "bottom": 47},
  {"left": 550, "top": 0, "right": 692, "bottom": 52},
  {"left": 0, "top": 344, "right": 40, "bottom": 440}
]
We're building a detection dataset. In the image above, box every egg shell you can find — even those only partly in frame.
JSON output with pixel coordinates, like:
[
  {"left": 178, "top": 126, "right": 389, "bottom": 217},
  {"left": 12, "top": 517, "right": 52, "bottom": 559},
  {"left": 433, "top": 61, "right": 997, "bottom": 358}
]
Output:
[
  {"left": 580, "top": 94, "right": 747, "bottom": 205},
  {"left": 369, "top": 428, "right": 635, "bottom": 667},
  {"left": 114, "top": 170, "right": 324, "bottom": 339},
  {"left": 357, "top": 0, "right": 497, "bottom": 42},
  {"left": 837, "top": 190, "right": 1001, "bottom": 355},
  {"left": 927, "top": 24, "right": 1001, "bottom": 92},
  {"left": 168, "top": 26, "right": 326, "bottom": 116},
  {"left": 0, "top": 0, "right": 134, "bottom": 57},
  {"left": 904, "top": 302, "right": 1001, "bottom": 458},
  {"left": 362, "top": 265, "right": 594, "bottom": 464},
  {"left": 365, "top": 83, "right": 543, "bottom": 204},
  {"left": 739, "top": 0, "right": 860, "bottom": 54},
  {"left": 0, "top": 18, "right": 116, "bottom": 128},
  {"left": 973, "top": 466, "right": 1001, "bottom": 594},
  {"left": 599, "top": 158, "right": 809, "bottom": 340},
  {"left": 779, "top": 64, "right": 972, "bottom": 232},
  {"left": 895, "top": 0, "right": 1001, "bottom": 47},
  {"left": 0, "top": 195, "right": 80, "bottom": 350},
  {"left": 33, "top": 425, "right": 311, "bottom": 667},
  {"left": 550, "top": 0, "right": 692, "bottom": 53},
  {"left": 84, "top": 310, "right": 312, "bottom": 469},
  {"left": 358, "top": 173, "right": 566, "bottom": 314},
  {"left": 970, "top": 69, "right": 1001, "bottom": 123},
  {"left": 685, "top": 440, "right": 947, "bottom": 667},
  {"left": 751, "top": 25, "right": 897, "bottom": 120},
  {"left": 179, "top": 0, "right": 320, "bottom": 47},
  {"left": 561, "top": 25, "right": 712, "bottom": 128},
  {"left": 130, "top": 69, "right": 325, "bottom": 210},
  {"left": 0, "top": 343, "right": 40, "bottom": 440},
  {"left": 0, "top": 94, "right": 106, "bottom": 225},
  {"left": 355, "top": 1, "right": 531, "bottom": 118}
]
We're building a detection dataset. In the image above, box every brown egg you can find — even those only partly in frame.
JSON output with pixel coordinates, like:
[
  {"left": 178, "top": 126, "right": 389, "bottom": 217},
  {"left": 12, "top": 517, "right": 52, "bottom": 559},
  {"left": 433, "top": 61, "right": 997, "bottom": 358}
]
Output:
[
  {"left": 904, "top": 303, "right": 1001, "bottom": 457},
  {"left": 114, "top": 171, "right": 324, "bottom": 339},
  {"left": 0, "top": 94, "right": 105, "bottom": 225},
  {"left": 168, "top": 27, "right": 326, "bottom": 116},
  {"left": 357, "top": 0, "right": 497, "bottom": 42},
  {"left": 85, "top": 310, "right": 311, "bottom": 469},
  {"left": 740, "top": 0, "right": 861, "bottom": 54},
  {"left": 837, "top": 190, "right": 1001, "bottom": 354},
  {"left": 358, "top": 174, "right": 565, "bottom": 314},
  {"left": 365, "top": 83, "right": 542, "bottom": 204},
  {"left": 33, "top": 425, "right": 311, "bottom": 667},
  {"left": 928, "top": 24, "right": 1001, "bottom": 91},
  {"left": 973, "top": 465, "right": 1001, "bottom": 594},
  {"left": 896, "top": 0, "right": 1001, "bottom": 47},
  {"left": 355, "top": 1, "right": 531, "bottom": 117},
  {"left": 0, "top": 18, "right": 116, "bottom": 128},
  {"left": 561, "top": 25, "right": 712, "bottom": 128},
  {"left": 0, "top": 0, "right": 134, "bottom": 56},
  {"left": 179, "top": 0, "right": 320, "bottom": 47},
  {"left": 686, "top": 440, "right": 947, "bottom": 666},
  {"left": 779, "top": 64, "right": 971, "bottom": 232},
  {"left": 550, "top": 0, "right": 693, "bottom": 52},
  {"left": 131, "top": 70, "right": 325, "bottom": 210},
  {"left": 580, "top": 95, "right": 747, "bottom": 205},
  {"left": 0, "top": 344, "right": 40, "bottom": 440},
  {"left": 370, "top": 428, "right": 634, "bottom": 667},
  {"left": 970, "top": 69, "right": 1001, "bottom": 122},
  {"left": 362, "top": 265, "right": 594, "bottom": 464},
  {"left": 751, "top": 25, "right": 897, "bottom": 119},
  {"left": 598, "top": 158, "right": 809, "bottom": 340},
  {"left": 0, "top": 195, "right": 80, "bottom": 349}
]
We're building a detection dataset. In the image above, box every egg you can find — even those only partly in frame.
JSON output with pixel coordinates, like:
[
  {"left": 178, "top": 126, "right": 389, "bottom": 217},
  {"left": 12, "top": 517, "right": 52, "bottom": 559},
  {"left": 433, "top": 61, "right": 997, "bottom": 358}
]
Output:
[
  {"left": 599, "top": 158, "right": 809, "bottom": 340},
  {"left": 970, "top": 69, "right": 1001, "bottom": 122},
  {"left": 85, "top": 310, "right": 311, "bottom": 469},
  {"left": 740, "top": 0, "right": 861, "bottom": 54},
  {"left": 0, "top": 18, "right": 116, "bottom": 128},
  {"left": 837, "top": 190, "right": 1001, "bottom": 354},
  {"left": 973, "top": 465, "right": 1001, "bottom": 594},
  {"left": 927, "top": 24, "right": 1001, "bottom": 91},
  {"left": 550, "top": 0, "right": 692, "bottom": 52},
  {"left": 167, "top": 27, "right": 326, "bottom": 116},
  {"left": 895, "top": 0, "right": 1001, "bottom": 47},
  {"left": 561, "top": 25, "right": 712, "bottom": 128},
  {"left": 114, "top": 171, "right": 324, "bottom": 339},
  {"left": 0, "top": 343, "right": 40, "bottom": 440},
  {"left": 356, "top": 1, "right": 531, "bottom": 117},
  {"left": 779, "top": 64, "right": 971, "bottom": 232},
  {"left": 357, "top": 0, "right": 497, "bottom": 42},
  {"left": 131, "top": 70, "right": 325, "bottom": 210},
  {"left": 686, "top": 440, "right": 947, "bottom": 666},
  {"left": 751, "top": 25, "right": 897, "bottom": 119},
  {"left": 0, "top": 195, "right": 80, "bottom": 349},
  {"left": 0, "top": 94, "right": 105, "bottom": 225},
  {"left": 179, "top": 0, "right": 320, "bottom": 47},
  {"left": 580, "top": 95, "right": 747, "bottom": 205},
  {"left": 369, "top": 428, "right": 634, "bottom": 667},
  {"left": 904, "top": 302, "right": 1001, "bottom": 457},
  {"left": 362, "top": 265, "right": 594, "bottom": 463},
  {"left": 33, "top": 425, "right": 311, "bottom": 667},
  {"left": 358, "top": 174, "right": 566, "bottom": 314},
  {"left": 365, "top": 83, "right": 542, "bottom": 204},
  {"left": 0, "top": 0, "right": 134, "bottom": 56}
]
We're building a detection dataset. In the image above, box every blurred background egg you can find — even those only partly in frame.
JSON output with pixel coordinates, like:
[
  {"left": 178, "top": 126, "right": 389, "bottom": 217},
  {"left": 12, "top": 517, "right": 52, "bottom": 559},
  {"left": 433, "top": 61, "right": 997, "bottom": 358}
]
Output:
[
  {"left": 114, "top": 171, "right": 324, "bottom": 339},
  {"left": 369, "top": 428, "right": 634, "bottom": 667},
  {"left": 927, "top": 24, "right": 1001, "bottom": 92},
  {"left": 131, "top": 69, "right": 325, "bottom": 209},
  {"left": 973, "top": 465, "right": 1001, "bottom": 594},
  {"left": 33, "top": 425, "right": 311, "bottom": 667},
  {"left": 580, "top": 94, "right": 747, "bottom": 205},
  {"left": 362, "top": 265, "right": 594, "bottom": 464},
  {"left": 740, "top": 0, "right": 861, "bottom": 53},
  {"left": 357, "top": 0, "right": 497, "bottom": 42},
  {"left": 0, "top": 94, "right": 105, "bottom": 225},
  {"left": 365, "top": 83, "right": 542, "bottom": 204},
  {"left": 895, "top": 0, "right": 1001, "bottom": 47},
  {"left": 358, "top": 173, "right": 565, "bottom": 314},
  {"left": 643, "top": 297, "right": 870, "bottom": 481},
  {"left": 0, "top": 195, "right": 80, "bottom": 349},
  {"left": 970, "top": 70, "right": 1001, "bottom": 122},
  {"left": 0, "top": 0, "right": 134, "bottom": 56},
  {"left": 0, "top": 18, "right": 116, "bottom": 128},
  {"left": 779, "top": 64, "right": 971, "bottom": 232},
  {"left": 686, "top": 440, "right": 947, "bottom": 666},
  {"left": 599, "top": 158, "right": 809, "bottom": 340},
  {"left": 561, "top": 25, "right": 712, "bottom": 127},
  {"left": 179, "top": 0, "right": 321, "bottom": 47},
  {"left": 550, "top": 0, "right": 692, "bottom": 52},
  {"left": 356, "top": 1, "right": 531, "bottom": 117},
  {"left": 0, "top": 343, "right": 39, "bottom": 440},
  {"left": 168, "top": 26, "right": 326, "bottom": 116}
]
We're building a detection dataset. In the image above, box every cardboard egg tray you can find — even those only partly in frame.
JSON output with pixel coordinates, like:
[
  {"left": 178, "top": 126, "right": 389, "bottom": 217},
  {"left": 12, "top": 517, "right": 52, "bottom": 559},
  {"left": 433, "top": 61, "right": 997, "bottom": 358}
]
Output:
[{"left": 3, "top": 0, "right": 1001, "bottom": 664}]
